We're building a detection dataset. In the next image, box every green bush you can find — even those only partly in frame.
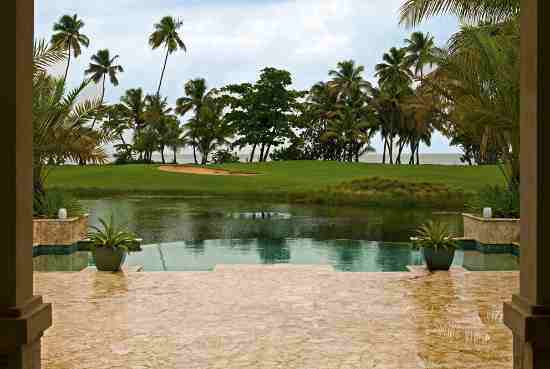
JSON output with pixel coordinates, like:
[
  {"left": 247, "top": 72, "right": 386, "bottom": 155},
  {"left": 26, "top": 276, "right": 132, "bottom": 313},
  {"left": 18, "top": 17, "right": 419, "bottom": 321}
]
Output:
[
  {"left": 212, "top": 150, "right": 240, "bottom": 164},
  {"left": 271, "top": 144, "right": 306, "bottom": 161},
  {"left": 33, "top": 190, "right": 84, "bottom": 219},
  {"left": 468, "top": 185, "right": 520, "bottom": 218}
]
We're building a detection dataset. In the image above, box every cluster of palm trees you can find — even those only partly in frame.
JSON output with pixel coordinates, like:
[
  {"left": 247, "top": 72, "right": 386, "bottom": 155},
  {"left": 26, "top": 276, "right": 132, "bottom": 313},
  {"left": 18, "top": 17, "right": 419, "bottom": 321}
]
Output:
[
  {"left": 399, "top": 0, "right": 520, "bottom": 188},
  {"left": 35, "top": 13, "right": 189, "bottom": 169},
  {"left": 298, "top": 31, "right": 439, "bottom": 165}
]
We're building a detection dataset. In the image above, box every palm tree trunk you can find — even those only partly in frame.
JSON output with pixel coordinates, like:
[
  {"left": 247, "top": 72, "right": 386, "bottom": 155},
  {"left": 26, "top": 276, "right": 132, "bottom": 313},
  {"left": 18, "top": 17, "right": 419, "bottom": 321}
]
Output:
[
  {"left": 173, "top": 147, "right": 177, "bottom": 164},
  {"left": 63, "top": 46, "right": 71, "bottom": 84},
  {"left": 382, "top": 136, "right": 387, "bottom": 164},
  {"left": 397, "top": 141, "right": 405, "bottom": 164},
  {"left": 388, "top": 136, "right": 394, "bottom": 165},
  {"left": 416, "top": 144, "right": 420, "bottom": 165},
  {"left": 264, "top": 144, "right": 272, "bottom": 162},
  {"left": 249, "top": 144, "right": 257, "bottom": 162},
  {"left": 193, "top": 141, "right": 198, "bottom": 164},
  {"left": 160, "top": 145, "right": 165, "bottom": 164},
  {"left": 157, "top": 48, "right": 170, "bottom": 96},
  {"left": 90, "top": 76, "right": 106, "bottom": 130},
  {"left": 259, "top": 143, "right": 266, "bottom": 162}
]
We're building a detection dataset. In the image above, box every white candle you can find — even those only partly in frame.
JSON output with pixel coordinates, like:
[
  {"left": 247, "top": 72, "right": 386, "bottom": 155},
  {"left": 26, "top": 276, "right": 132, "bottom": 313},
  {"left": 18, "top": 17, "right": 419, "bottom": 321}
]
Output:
[{"left": 58, "top": 208, "right": 68, "bottom": 219}]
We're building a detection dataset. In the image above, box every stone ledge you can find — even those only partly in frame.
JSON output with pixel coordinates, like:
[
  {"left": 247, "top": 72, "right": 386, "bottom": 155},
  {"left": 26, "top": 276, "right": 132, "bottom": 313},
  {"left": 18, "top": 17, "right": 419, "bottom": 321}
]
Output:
[
  {"left": 462, "top": 213, "right": 520, "bottom": 223},
  {"left": 213, "top": 264, "right": 336, "bottom": 272}
]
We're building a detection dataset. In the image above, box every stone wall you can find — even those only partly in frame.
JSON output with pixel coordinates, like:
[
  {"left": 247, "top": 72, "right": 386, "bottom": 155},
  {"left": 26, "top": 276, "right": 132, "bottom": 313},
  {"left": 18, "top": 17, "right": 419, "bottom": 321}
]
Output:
[
  {"left": 463, "top": 213, "right": 520, "bottom": 245},
  {"left": 33, "top": 215, "right": 89, "bottom": 247}
]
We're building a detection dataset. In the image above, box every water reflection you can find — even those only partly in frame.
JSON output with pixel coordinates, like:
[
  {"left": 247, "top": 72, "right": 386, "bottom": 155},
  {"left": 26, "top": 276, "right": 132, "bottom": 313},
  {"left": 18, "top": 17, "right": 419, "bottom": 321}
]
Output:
[{"left": 81, "top": 196, "right": 463, "bottom": 244}]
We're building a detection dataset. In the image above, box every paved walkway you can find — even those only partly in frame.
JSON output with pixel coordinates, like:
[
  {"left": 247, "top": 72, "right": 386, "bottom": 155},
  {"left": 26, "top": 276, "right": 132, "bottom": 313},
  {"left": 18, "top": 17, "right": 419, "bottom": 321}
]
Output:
[{"left": 35, "top": 265, "right": 518, "bottom": 369}]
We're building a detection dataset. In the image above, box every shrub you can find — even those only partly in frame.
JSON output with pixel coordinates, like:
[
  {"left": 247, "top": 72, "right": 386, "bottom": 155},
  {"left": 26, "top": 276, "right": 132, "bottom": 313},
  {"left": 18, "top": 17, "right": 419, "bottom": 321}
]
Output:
[
  {"left": 212, "top": 150, "right": 240, "bottom": 164},
  {"left": 33, "top": 190, "right": 84, "bottom": 219},
  {"left": 468, "top": 185, "right": 520, "bottom": 218},
  {"left": 271, "top": 143, "right": 306, "bottom": 161}
]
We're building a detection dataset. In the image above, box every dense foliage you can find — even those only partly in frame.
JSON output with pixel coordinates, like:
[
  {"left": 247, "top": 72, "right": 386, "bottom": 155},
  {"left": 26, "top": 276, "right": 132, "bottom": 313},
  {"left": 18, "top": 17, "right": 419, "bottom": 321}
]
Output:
[
  {"left": 33, "top": 190, "right": 84, "bottom": 219},
  {"left": 468, "top": 185, "right": 520, "bottom": 218}
]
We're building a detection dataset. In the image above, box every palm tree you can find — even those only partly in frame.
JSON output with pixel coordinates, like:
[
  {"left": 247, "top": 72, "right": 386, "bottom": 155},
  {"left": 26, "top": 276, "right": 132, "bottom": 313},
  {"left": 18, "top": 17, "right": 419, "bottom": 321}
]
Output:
[
  {"left": 375, "top": 47, "right": 413, "bottom": 90},
  {"left": 399, "top": 0, "right": 519, "bottom": 27},
  {"left": 33, "top": 40, "right": 108, "bottom": 194},
  {"left": 404, "top": 32, "right": 437, "bottom": 83},
  {"left": 431, "top": 21, "right": 520, "bottom": 187},
  {"left": 149, "top": 16, "right": 187, "bottom": 96},
  {"left": 185, "top": 97, "right": 232, "bottom": 165},
  {"left": 85, "top": 49, "right": 124, "bottom": 105},
  {"left": 328, "top": 60, "right": 372, "bottom": 99},
  {"left": 120, "top": 88, "right": 146, "bottom": 131},
  {"left": 51, "top": 14, "right": 90, "bottom": 83},
  {"left": 176, "top": 78, "right": 212, "bottom": 163}
]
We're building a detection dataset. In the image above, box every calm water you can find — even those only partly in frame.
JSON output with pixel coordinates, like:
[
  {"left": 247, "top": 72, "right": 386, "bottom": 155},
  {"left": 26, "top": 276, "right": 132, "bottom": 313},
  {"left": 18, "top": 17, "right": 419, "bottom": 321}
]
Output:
[
  {"left": 80, "top": 196, "right": 464, "bottom": 244},
  {"left": 33, "top": 196, "right": 519, "bottom": 272}
]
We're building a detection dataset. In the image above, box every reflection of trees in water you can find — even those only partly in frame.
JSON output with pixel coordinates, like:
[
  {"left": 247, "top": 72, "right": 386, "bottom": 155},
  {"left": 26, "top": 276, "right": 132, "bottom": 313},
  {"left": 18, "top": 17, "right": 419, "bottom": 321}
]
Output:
[
  {"left": 83, "top": 198, "right": 463, "bottom": 243},
  {"left": 184, "top": 240, "right": 206, "bottom": 255},
  {"left": 375, "top": 244, "right": 414, "bottom": 272},
  {"left": 256, "top": 239, "right": 291, "bottom": 264},
  {"left": 325, "top": 240, "right": 364, "bottom": 271}
]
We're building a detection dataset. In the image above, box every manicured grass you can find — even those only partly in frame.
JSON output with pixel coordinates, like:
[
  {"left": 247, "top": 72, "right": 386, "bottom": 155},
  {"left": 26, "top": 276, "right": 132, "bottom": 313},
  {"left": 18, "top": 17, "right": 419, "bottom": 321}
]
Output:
[{"left": 47, "top": 161, "right": 505, "bottom": 208}]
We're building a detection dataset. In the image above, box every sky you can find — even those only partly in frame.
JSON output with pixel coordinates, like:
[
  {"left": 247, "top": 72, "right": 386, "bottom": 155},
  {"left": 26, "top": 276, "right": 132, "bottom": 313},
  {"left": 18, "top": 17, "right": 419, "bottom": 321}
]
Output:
[{"left": 35, "top": 0, "right": 462, "bottom": 154}]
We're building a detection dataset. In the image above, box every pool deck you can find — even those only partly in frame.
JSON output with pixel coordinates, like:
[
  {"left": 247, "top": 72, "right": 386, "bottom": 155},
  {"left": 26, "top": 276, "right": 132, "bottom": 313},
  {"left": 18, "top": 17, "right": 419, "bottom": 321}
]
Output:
[{"left": 35, "top": 265, "right": 518, "bottom": 369}]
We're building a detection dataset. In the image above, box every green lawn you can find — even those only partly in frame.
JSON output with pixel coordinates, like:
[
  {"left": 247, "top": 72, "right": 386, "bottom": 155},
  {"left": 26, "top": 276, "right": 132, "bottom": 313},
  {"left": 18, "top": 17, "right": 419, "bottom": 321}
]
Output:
[{"left": 47, "top": 161, "right": 504, "bottom": 208}]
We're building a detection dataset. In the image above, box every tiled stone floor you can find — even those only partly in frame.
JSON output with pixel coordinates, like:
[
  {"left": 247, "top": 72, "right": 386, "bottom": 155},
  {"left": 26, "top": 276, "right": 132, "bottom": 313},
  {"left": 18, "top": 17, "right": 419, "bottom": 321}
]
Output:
[{"left": 35, "top": 265, "right": 518, "bottom": 369}]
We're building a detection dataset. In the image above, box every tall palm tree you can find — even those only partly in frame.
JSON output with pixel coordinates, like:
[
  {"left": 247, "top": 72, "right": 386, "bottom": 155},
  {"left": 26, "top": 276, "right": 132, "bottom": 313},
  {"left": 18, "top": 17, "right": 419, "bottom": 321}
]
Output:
[
  {"left": 399, "top": 0, "right": 519, "bottom": 27},
  {"left": 176, "top": 78, "right": 212, "bottom": 163},
  {"left": 404, "top": 32, "right": 437, "bottom": 82},
  {"left": 85, "top": 49, "right": 124, "bottom": 105},
  {"left": 33, "top": 40, "right": 107, "bottom": 194},
  {"left": 328, "top": 60, "right": 372, "bottom": 99},
  {"left": 149, "top": 16, "right": 187, "bottom": 96},
  {"left": 51, "top": 14, "right": 90, "bottom": 83},
  {"left": 375, "top": 47, "right": 413, "bottom": 90}
]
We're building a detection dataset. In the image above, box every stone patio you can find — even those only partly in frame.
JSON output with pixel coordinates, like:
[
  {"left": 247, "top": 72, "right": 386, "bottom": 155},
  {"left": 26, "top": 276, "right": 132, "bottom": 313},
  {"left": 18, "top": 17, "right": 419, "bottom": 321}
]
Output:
[{"left": 34, "top": 265, "right": 518, "bottom": 369}]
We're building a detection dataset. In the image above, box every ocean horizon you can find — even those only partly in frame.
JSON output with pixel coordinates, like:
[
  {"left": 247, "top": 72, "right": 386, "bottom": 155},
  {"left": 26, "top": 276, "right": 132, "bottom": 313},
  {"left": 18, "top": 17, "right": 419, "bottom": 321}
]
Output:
[{"left": 144, "top": 152, "right": 467, "bottom": 166}]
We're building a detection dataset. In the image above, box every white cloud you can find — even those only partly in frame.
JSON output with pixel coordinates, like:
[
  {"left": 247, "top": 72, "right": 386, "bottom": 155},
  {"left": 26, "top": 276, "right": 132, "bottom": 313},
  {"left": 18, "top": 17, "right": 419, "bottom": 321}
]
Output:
[{"left": 35, "top": 0, "right": 461, "bottom": 154}]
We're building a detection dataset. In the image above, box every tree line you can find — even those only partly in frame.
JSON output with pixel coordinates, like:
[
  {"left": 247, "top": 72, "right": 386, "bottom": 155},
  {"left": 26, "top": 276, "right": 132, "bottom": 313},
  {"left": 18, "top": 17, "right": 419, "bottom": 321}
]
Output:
[{"left": 34, "top": 0, "right": 520, "bottom": 193}]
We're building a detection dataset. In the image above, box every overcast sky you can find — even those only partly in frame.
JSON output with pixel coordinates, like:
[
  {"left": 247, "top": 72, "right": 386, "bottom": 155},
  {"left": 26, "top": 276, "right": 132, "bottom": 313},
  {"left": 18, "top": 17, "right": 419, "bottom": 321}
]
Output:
[{"left": 35, "top": 0, "right": 461, "bottom": 154}]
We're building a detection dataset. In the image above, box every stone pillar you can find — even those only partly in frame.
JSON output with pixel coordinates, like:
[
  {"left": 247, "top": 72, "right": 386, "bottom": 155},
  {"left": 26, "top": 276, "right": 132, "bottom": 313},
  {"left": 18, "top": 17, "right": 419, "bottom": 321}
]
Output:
[
  {"left": 503, "top": 0, "right": 550, "bottom": 368},
  {"left": 0, "top": 1, "right": 52, "bottom": 368}
]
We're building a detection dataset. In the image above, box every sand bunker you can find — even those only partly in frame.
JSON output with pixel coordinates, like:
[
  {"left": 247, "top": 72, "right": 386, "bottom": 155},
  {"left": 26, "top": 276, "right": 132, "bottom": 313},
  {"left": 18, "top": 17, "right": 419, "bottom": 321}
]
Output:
[{"left": 159, "top": 165, "right": 258, "bottom": 176}]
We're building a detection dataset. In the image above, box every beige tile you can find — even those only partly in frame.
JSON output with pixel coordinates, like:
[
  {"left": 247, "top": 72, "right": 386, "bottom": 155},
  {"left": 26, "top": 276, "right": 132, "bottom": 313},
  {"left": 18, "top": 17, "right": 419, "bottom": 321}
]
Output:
[{"left": 35, "top": 268, "right": 518, "bottom": 369}]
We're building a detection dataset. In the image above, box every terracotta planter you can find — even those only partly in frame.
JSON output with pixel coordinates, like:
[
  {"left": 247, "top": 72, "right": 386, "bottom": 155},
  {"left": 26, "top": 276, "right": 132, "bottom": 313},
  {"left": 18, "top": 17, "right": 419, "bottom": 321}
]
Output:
[
  {"left": 93, "top": 247, "right": 127, "bottom": 272},
  {"left": 422, "top": 248, "right": 456, "bottom": 271},
  {"left": 33, "top": 214, "right": 89, "bottom": 247},
  {"left": 462, "top": 213, "right": 520, "bottom": 245}
]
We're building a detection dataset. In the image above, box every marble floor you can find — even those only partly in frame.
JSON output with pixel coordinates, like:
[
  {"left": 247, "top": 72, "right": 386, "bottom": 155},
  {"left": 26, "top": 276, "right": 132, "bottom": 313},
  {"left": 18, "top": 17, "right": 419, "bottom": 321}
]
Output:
[{"left": 35, "top": 265, "right": 518, "bottom": 369}]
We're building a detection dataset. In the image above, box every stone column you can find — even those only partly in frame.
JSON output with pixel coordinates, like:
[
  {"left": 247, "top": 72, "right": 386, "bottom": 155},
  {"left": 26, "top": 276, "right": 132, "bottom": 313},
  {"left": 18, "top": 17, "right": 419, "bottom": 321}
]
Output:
[
  {"left": 503, "top": 0, "right": 550, "bottom": 368},
  {"left": 0, "top": 1, "right": 52, "bottom": 368}
]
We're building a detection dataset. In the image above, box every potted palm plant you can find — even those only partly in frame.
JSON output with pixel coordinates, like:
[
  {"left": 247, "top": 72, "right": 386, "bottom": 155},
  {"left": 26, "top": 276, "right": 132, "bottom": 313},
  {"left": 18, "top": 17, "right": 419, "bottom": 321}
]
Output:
[
  {"left": 88, "top": 216, "right": 138, "bottom": 272},
  {"left": 413, "top": 221, "right": 458, "bottom": 271}
]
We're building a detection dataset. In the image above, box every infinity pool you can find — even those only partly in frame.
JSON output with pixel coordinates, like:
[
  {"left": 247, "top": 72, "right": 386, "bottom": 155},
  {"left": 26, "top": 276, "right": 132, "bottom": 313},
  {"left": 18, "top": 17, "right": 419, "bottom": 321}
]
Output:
[
  {"left": 123, "top": 239, "right": 518, "bottom": 272},
  {"left": 32, "top": 196, "right": 519, "bottom": 272}
]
